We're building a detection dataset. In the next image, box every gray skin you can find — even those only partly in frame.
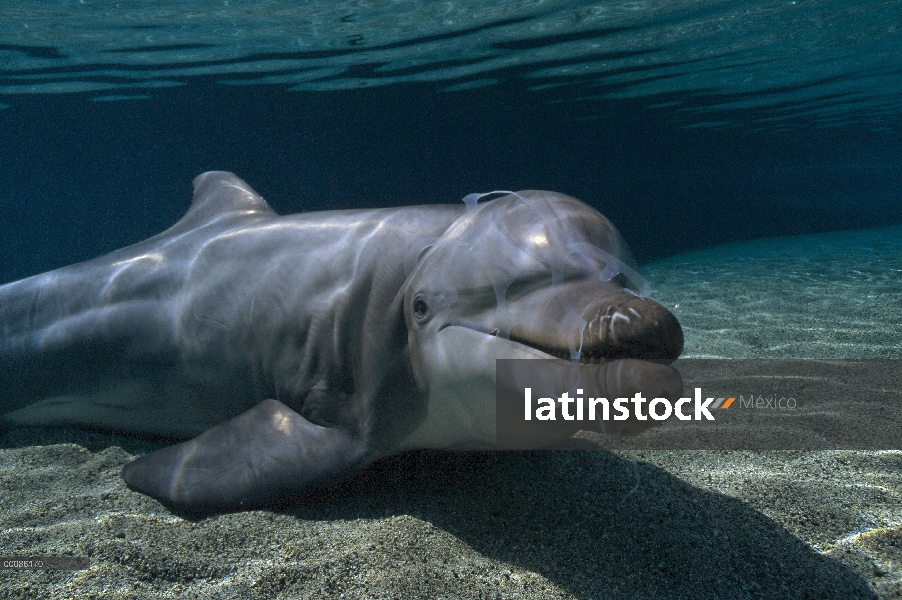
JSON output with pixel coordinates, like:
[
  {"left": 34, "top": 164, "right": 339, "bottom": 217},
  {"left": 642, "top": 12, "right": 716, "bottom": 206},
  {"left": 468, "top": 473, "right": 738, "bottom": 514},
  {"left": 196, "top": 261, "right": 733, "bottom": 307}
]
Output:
[{"left": 0, "top": 171, "right": 683, "bottom": 515}]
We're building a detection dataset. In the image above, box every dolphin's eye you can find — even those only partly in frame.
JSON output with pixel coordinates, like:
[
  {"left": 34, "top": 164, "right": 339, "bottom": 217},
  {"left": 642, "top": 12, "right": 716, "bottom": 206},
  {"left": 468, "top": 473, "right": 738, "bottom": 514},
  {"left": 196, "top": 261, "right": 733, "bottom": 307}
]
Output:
[{"left": 413, "top": 298, "right": 429, "bottom": 319}]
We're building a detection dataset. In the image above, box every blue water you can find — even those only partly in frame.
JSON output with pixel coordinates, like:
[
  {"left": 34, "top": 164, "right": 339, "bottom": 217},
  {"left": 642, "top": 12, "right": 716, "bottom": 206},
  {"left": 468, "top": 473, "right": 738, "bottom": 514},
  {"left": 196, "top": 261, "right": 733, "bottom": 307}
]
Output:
[
  {"left": 1, "top": 6, "right": 901, "bottom": 597},
  {"left": 1, "top": 1, "right": 900, "bottom": 283}
]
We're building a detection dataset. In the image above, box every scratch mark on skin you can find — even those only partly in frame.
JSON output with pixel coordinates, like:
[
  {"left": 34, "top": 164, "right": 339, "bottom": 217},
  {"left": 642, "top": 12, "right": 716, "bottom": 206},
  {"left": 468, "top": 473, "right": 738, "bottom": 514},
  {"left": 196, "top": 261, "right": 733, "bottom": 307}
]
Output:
[
  {"left": 193, "top": 303, "right": 229, "bottom": 329},
  {"left": 28, "top": 287, "right": 40, "bottom": 333}
]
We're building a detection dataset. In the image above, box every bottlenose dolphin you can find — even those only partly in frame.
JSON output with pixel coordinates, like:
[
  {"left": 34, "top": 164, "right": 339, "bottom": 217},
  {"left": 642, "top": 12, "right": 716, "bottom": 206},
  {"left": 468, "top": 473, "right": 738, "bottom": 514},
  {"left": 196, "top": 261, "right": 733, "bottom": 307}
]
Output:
[{"left": 0, "top": 171, "right": 683, "bottom": 514}]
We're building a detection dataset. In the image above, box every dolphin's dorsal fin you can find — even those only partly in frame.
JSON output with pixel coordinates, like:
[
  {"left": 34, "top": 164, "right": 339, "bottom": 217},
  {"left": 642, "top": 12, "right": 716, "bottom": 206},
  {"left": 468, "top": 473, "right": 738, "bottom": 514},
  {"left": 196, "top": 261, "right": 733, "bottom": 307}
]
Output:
[{"left": 173, "top": 171, "right": 277, "bottom": 233}]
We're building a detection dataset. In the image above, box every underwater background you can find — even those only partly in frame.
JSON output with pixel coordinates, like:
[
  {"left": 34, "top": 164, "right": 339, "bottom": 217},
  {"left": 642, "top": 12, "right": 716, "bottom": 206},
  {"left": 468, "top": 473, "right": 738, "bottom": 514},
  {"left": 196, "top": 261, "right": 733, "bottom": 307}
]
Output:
[
  {"left": 1, "top": 0, "right": 901, "bottom": 282},
  {"left": 1, "top": 1, "right": 901, "bottom": 598}
]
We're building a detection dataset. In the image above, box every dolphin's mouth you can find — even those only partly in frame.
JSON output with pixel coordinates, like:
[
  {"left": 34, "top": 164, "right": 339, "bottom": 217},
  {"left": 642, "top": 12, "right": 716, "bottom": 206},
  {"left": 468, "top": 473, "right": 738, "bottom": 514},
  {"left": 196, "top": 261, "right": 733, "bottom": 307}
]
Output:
[
  {"left": 439, "top": 322, "right": 610, "bottom": 364},
  {"left": 506, "top": 333, "right": 627, "bottom": 364}
]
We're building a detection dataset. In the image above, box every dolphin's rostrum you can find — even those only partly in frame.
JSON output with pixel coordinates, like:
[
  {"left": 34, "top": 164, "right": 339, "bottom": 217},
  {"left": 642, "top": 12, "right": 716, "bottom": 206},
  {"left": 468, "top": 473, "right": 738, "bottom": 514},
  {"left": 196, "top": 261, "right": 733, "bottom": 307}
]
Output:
[{"left": 0, "top": 172, "right": 683, "bottom": 514}]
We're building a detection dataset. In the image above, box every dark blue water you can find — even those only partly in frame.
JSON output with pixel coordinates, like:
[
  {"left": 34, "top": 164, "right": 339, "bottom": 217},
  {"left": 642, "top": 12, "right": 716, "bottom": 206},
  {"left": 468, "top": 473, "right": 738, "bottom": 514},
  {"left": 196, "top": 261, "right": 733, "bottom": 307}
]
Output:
[
  {"left": 1, "top": 1, "right": 900, "bottom": 283},
  {"left": 1, "top": 7, "right": 901, "bottom": 596}
]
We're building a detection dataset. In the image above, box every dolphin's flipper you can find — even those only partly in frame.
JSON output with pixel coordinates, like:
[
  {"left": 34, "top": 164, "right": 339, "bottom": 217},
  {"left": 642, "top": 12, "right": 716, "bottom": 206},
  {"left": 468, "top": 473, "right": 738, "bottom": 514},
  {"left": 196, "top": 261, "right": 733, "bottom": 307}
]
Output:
[{"left": 122, "top": 399, "right": 367, "bottom": 515}]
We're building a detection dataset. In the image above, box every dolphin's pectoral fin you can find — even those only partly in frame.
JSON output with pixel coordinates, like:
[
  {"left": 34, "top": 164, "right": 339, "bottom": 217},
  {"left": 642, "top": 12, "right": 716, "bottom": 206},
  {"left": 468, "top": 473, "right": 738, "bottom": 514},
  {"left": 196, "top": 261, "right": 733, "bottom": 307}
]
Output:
[{"left": 121, "top": 399, "right": 367, "bottom": 515}]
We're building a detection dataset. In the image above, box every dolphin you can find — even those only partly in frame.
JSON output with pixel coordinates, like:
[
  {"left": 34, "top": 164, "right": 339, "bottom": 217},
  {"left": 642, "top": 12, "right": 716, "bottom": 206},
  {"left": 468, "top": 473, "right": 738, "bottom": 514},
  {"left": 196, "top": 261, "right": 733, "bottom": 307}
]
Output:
[{"left": 0, "top": 171, "right": 683, "bottom": 515}]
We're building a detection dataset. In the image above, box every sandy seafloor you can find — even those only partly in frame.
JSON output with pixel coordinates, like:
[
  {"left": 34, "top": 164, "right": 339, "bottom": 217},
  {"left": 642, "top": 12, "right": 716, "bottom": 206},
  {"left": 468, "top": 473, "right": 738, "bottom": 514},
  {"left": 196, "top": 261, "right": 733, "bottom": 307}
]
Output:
[{"left": 1, "top": 225, "right": 901, "bottom": 599}]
